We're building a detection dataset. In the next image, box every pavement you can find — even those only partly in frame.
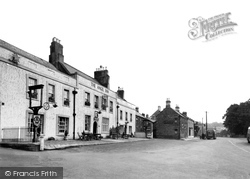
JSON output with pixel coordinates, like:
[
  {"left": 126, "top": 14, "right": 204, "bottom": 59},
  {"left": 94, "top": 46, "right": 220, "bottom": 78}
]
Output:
[
  {"left": 181, "top": 136, "right": 200, "bottom": 141},
  {"left": 44, "top": 137, "right": 150, "bottom": 150}
]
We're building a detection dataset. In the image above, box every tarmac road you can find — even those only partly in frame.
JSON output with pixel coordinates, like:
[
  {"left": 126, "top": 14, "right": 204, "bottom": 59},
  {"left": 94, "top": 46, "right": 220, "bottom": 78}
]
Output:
[{"left": 0, "top": 137, "right": 250, "bottom": 179}]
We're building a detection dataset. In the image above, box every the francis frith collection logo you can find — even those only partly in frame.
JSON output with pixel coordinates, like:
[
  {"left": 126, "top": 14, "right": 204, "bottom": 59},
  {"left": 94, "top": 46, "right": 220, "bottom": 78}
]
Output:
[{"left": 188, "top": 12, "right": 237, "bottom": 41}]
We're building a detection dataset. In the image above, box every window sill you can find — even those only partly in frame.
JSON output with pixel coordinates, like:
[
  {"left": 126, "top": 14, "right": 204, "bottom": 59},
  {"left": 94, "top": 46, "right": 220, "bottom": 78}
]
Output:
[{"left": 26, "top": 97, "right": 39, "bottom": 101}]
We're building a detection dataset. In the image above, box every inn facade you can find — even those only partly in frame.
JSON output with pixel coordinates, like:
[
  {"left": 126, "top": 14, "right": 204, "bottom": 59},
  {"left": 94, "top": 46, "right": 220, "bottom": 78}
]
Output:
[{"left": 0, "top": 38, "right": 136, "bottom": 141}]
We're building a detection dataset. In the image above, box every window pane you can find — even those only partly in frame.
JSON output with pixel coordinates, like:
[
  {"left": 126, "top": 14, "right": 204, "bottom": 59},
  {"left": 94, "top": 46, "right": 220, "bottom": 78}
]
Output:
[
  {"left": 85, "top": 115, "right": 91, "bottom": 131},
  {"left": 48, "top": 84, "right": 55, "bottom": 102},
  {"left": 58, "top": 117, "right": 69, "bottom": 134},
  {"left": 102, "top": 118, "right": 109, "bottom": 133}
]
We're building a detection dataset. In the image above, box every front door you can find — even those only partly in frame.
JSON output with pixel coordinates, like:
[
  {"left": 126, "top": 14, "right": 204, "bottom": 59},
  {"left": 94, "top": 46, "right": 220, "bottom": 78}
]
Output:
[{"left": 93, "top": 121, "right": 97, "bottom": 134}]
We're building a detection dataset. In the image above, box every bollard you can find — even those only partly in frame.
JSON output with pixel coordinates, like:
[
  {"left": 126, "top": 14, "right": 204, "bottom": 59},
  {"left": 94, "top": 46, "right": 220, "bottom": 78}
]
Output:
[{"left": 40, "top": 135, "right": 44, "bottom": 151}]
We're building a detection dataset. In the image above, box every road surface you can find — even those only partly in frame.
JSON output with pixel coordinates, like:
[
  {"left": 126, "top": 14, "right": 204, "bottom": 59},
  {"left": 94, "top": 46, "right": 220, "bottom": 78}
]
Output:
[{"left": 0, "top": 137, "right": 250, "bottom": 179}]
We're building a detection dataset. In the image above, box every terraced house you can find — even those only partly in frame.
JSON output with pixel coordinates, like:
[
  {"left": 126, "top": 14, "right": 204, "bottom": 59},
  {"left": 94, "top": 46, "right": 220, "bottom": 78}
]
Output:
[{"left": 0, "top": 38, "right": 136, "bottom": 141}]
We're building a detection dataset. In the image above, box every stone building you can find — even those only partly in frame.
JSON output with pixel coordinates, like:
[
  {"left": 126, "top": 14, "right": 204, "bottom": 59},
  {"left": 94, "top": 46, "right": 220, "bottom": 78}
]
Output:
[
  {"left": 153, "top": 99, "right": 194, "bottom": 139},
  {"left": 0, "top": 38, "right": 136, "bottom": 141},
  {"left": 135, "top": 108, "right": 154, "bottom": 139}
]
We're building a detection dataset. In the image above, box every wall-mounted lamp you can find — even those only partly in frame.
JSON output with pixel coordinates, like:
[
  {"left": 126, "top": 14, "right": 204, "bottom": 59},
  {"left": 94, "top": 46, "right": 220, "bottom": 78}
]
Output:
[{"left": 53, "top": 103, "right": 58, "bottom": 108}]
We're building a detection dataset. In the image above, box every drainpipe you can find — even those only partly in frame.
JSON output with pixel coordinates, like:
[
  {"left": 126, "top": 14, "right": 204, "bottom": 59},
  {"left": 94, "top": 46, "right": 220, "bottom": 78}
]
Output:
[{"left": 72, "top": 89, "right": 78, "bottom": 140}]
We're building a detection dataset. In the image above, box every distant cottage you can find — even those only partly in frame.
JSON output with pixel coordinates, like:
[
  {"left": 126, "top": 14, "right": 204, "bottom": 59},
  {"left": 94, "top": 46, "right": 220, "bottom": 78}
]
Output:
[{"left": 152, "top": 99, "right": 194, "bottom": 139}]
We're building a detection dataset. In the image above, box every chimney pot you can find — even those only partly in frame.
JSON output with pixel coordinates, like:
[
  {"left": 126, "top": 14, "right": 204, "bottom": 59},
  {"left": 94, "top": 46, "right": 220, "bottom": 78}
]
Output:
[{"left": 166, "top": 98, "right": 171, "bottom": 107}]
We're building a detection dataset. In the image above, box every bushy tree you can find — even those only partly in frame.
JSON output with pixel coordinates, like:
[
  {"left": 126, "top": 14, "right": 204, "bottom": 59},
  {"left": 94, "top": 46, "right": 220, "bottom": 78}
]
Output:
[{"left": 223, "top": 101, "right": 250, "bottom": 135}]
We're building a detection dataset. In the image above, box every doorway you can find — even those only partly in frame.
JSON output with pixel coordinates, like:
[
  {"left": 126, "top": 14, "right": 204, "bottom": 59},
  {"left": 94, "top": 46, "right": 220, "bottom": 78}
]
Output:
[{"left": 93, "top": 121, "right": 97, "bottom": 134}]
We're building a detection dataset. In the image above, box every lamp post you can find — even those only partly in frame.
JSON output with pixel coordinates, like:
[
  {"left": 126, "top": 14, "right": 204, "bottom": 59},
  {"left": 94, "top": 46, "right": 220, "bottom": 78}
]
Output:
[
  {"left": 116, "top": 105, "right": 119, "bottom": 139},
  {"left": 72, "top": 89, "right": 78, "bottom": 140},
  {"left": 28, "top": 84, "right": 44, "bottom": 142}
]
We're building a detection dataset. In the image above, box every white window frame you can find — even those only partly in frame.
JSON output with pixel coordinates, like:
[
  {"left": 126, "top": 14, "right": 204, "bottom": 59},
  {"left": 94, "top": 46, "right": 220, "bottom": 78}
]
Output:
[
  {"left": 57, "top": 115, "right": 69, "bottom": 135},
  {"left": 102, "top": 117, "right": 109, "bottom": 133}
]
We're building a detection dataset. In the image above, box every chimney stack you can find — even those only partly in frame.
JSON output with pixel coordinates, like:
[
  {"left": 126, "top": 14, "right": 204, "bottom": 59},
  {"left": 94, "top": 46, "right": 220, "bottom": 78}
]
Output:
[
  {"left": 182, "top": 112, "right": 187, "bottom": 117},
  {"left": 94, "top": 65, "right": 110, "bottom": 88},
  {"left": 135, "top": 107, "right": 139, "bottom": 112},
  {"left": 49, "top": 37, "right": 64, "bottom": 69},
  {"left": 158, "top": 106, "right": 161, "bottom": 111},
  {"left": 175, "top": 105, "right": 180, "bottom": 112},
  {"left": 166, "top": 98, "right": 171, "bottom": 107},
  {"left": 117, "top": 87, "right": 124, "bottom": 99}
]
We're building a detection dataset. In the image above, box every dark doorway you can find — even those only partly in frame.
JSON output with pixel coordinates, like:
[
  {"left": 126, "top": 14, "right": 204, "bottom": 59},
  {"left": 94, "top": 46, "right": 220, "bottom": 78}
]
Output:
[{"left": 93, "top": 121, "right": 97, "bottom": 134}]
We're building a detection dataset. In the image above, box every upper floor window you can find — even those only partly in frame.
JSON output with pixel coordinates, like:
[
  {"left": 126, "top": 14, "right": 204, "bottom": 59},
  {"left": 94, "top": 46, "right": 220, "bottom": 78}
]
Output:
[
  {"left": 120, "top": 110, "right": 123, "bottom": 120},
  {"left": 63, "top": 89, "right": 70, "bottom": 106},
  {"left": 109, "top": 101, "right": 113, "bottom": 113},
  {"left": 48, "top": 84, "right": 55, "bottom": 103},
  {"left": 85, "top": 92, "right": 90, "bottom": 106},
  {"left": 130, "top": 113, "right": 133, "bottom": 122},
  {"left": 125, "top": 112, "right": 128, "bottom": 121},
  {"left": 28, "top": 77, "right": 38, "bottom": 99},
  {"left": 102, "top": 96, "right": 108, "bottom": 110},
  {"left": 94, "top": 95, "right": 99, "bottom": 109}
]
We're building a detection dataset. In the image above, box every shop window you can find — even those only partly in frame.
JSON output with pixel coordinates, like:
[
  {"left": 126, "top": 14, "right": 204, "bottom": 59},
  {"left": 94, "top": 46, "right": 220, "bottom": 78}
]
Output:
[{"left": 57, "top": 116, "right": 69, "bottom": 135}]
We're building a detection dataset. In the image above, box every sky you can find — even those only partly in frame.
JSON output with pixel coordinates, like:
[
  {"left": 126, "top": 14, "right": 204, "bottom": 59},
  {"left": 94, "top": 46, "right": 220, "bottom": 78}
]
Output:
[{"left": 1, "top": 0, "right": 249, "bottom": 123}]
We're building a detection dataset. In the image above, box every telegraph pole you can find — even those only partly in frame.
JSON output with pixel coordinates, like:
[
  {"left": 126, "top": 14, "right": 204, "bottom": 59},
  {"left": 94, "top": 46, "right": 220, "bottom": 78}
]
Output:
[
  {"left": 201, "top": 118, "right": 204, "bottom": 139},
  {"left": 206, "top": 111, "right": 208, "bottom": 132}
]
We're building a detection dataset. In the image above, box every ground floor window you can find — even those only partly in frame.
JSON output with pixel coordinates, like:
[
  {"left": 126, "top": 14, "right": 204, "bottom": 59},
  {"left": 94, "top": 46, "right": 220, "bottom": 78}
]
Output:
[
  {"left": 57, "top": 116, "right": 69, "bottom": 135},
  {"left": 85, "top": 115, "right": 91, "bottom": 131},
  {"left": 102, "top": 118, "right": 109, "bottom": 133},
  {"left": 27, "top": 113, "right": 44, "bottom": 135}
]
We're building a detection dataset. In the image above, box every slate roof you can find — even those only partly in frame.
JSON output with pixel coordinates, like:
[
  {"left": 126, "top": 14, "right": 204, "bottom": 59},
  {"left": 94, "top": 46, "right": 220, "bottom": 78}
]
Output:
[
  {"left": 0, "top": 39, "right": 58, "bottom": 71},
  {"left": 62, "top": 62, "right": 100, "bottom": 84},
  {"left": 136, "top": 112, "right": 156, "bottom": 123},
  {"left": 150, "top": 109, "right": 161, "bottom": 118}
]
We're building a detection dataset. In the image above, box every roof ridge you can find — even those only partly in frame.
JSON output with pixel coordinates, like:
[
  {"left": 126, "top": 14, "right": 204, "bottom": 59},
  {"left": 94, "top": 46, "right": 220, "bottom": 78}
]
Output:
[{"left": 0, "top": 39, "right": 57, "bottom": 71}]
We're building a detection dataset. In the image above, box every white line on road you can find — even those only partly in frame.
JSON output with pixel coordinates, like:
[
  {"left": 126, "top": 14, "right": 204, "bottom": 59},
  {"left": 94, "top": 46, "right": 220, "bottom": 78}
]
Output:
[{"left": 228, "top": 140, "right": 250, "bottom": 154}]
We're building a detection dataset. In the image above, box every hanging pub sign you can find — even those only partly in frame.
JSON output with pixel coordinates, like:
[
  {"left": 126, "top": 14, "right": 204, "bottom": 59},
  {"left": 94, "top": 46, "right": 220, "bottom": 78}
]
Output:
[
  {"left": 33, "top": 115, "right": 40, "bottom": 127},
  {"left": 94, "top": 111, "right": 99, "bottom": 121}
]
